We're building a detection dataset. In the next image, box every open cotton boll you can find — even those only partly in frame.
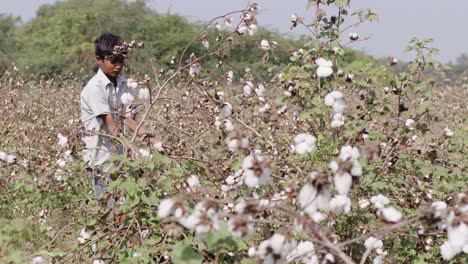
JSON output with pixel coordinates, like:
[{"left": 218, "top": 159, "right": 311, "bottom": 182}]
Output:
[
  {"left": 329, "top": 195, "right": 351, "bottom": 214},
  {"left": 139, "top": 148, "right": 151, "bottom": 157},
  {"left": 6, "top": 154, "right": 16, "bottom": 164},
  {"left": 298, "top": 183, "right": 318, "bottom": 209},
  {"left": 138, "top": 88, "right": 151, "bottom": 104},
  {"left": 365, "top": 237, "right": 383, "bottom": 251},
  {"left": 57, "top": 133, "right": 68, "bottom": 147},
  {"left": 127, "top": 79, "right": 139, "bottom": 90},
  {"left": 158, "top": 198, "right": 175, "bottom": 218},
  {"left": 247, "top": 24, "right": 257, "bottom": 36},
  {"left": 405, "top": 119, "right": 415, "bottom": 130},
  {"left": 371, "top": 194, "right": 390, "bottom": 209},
  {"left": 317, "top": 67, "right": 333, "bottom": 78},
  {"left": 445, "top": 127, "right": 454, "bottom": 137},
  {"left": 440, "top": 241, "right": 459, "bottom": 260},
  {"left": 315, "top": 58, "right": 333, "bottom": 68},
  {"left": 378, "top": 206, "right": 403, "bottom": 223},
  {"left": 255, "top": 83, "right": 265, "bottom": 97},
  {"left": 334, "top": 172, "right": 352, "bottom": 195},
  {"left": 293, "top": 134, "right": 316, "bottom": 154},
  {"left": 0, "top": 151, "right": 7, "bottom": 161},
  {"left": 243, "top": 81, "right": 254, "bottom": 97},
  {"left": 260, "top": 39, "right": 271, "bottom": 50},
  {"left": 316, "top": 58, "right": 333, "bottom": 77},
  {"left": 187, "top": 175, "right": 201, "bottom": 189},
  {"left": 32, "top": 256, "right": 44, "bottom": 264},
  {"left": 324, "top": 91, "right": 343, "bottom": 106},
  {"left": 120, "top": 92, "right": 134, "bottom": 105},
  {"left": 220, "top": 102, "right": 233, "bottom": 118},
  {"left": 332, "top": 99, "right": 346, "bottom": 113},
  {"left": 447, "top": 221, "right": 468, "bottom": 252}
]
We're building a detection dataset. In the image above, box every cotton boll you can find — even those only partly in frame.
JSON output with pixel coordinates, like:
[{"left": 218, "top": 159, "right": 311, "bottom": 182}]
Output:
[
  {"left": 444, "top": 127, "right": 454, "bottom": 137},
  {"left": 224, "top": 17, "right": 233, "bottom": 27},
  {"left": 247, "top": 24, "right": 257, "bottom": 36},
  {"left": 440, "top": 241, "right": 459, "bottom": 260},
  {"left": 121, "top": 92, "right": 135, "bottom": 105},
  {"left": 57, "top": 133, "right": 68, "bottom": 147},
  {"left": 32, "top": 257, "right": 44, "bottom": 264},
  {"left": 259, "top": 103, "right": 270, "bottom": 113},
  {"left": 447, "top": 222, "right": 468, "bottom": 252},
  {"left": 365, "top": 237, "right": 383, "bottom": 250},
  {"left": 351, "top": 160, "right": 363, "bottom": 176},
  {"left": 158, "top": 198, "right": 175, "bottom": 218},
  {"left": 329, "top": 195, "right": 351, "bottom": 214},
  {"left": 349, "top": 32, "right": 359, "bottom": 40},
  {"left": 255, "top": 83, "right": 265, "bottom": 97},
  {"left": 405, "top": 119, "right": 415, "bottom": 130},
  {"left": 0, "top": 151, "right": 7, "bottom": 161},
  {"left": 244, "top": 172, "right": 260, "bottom": 188},
  {"left": 298, "top": 183, "right": 318, "bottom": 209},
  {"left": 317, "top": 66, "right": 334, "bottom": 78},
  {"left": 359, "top": 198, "right": 370, "bottom": 209},
  {"left": 328, "top": 160, "right": 339, "bottom": 173},
  {"left": 431, "top": 201, "right": 447, "bottom": 218},
  {"left": 223, "top": 119, "right": 235, "bottom": 132},
  {"left": 332, "top": 99, "right": 346, "bottom": 113},
  {"left": 138, "top": 88, "right": 151, "bottom": 104},
  {"left": 187, "top": 175, "right": 201, "bottom": 189},
  {"left": 334, "top": 172, "right": 352, "bottom": 195},
  {"left": 139, "top": 148, "right": 151, "bottom": 157},
  {"left": 293, "top": 134, "right": 317, "bottom": 154},
  {"left": 316, "top": 58, "right": 333, "bottom": 68},
  {"left": 373, "top": 256, "right": 384, "bottom": 264},
  {"left": 220, "top": 102, "right": 233, "bottom": 118},
  {"left": 324, "top": 93, "right": 335, "bottom": 106},
  {"left": 378, "top": 206, "right": 403, "bottom": 223},
  {"left": 127, "top": 79, "right": 139, "bottom": 90},
  {"left": 6, "top": 154, "right": 16, "bottom": 164},
  {"left": 260, "top": 39, "right": 271, "bottom": 50},
  {"left": 243, "top": 81, "right": 254, "bottom": 97},
  {"left": 370, "top": 194, "right": 390, "bottom": 209}
]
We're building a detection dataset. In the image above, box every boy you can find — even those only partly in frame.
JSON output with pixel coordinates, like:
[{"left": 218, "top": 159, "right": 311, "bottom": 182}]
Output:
[{"left": 80, "top": 33, "right": 160, "bottom": 201}]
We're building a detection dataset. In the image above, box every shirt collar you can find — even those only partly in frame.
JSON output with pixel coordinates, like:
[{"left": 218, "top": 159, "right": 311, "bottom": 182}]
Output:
[{"left": 96, "top": 68, "right": 126, "bottom": 89}]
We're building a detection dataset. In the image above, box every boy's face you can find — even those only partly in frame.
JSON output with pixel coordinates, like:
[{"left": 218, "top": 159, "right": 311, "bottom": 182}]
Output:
[{"left": 96, "top": 54, "right": 125, "bottom": 78}]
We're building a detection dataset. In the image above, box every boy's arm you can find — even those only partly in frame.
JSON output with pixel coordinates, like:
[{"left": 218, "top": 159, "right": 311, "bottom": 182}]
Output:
[{"left": 100, "top": 114, "right": 121, "bottom": 137}]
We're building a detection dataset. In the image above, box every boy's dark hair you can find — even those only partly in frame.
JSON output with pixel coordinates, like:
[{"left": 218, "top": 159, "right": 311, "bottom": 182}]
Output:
[{"left": 94, "top": 33, "right": 124, "bottom": 59}]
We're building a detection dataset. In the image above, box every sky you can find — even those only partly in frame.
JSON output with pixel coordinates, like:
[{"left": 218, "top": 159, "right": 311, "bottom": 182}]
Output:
[{"left": 1, "top": 0, "right": 466, "bottom": 63}]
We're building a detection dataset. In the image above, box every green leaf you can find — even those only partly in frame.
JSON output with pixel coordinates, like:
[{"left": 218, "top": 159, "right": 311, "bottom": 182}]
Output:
[
  {"left": 337, "top": 0, "right": 348, "bottom": 7},
  {"left": 171, "top": 242, "right": 203, "bottom": 264}
]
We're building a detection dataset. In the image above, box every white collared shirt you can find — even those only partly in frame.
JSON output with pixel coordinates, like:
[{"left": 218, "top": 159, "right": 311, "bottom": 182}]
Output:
[{"left": 80, "top": 69, "right": 134, "bottom": 168}]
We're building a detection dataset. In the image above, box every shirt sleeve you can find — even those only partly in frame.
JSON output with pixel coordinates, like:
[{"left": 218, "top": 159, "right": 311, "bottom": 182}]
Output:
[{"left": 83, "top": 85, "right": 111, "bottom": 117}]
